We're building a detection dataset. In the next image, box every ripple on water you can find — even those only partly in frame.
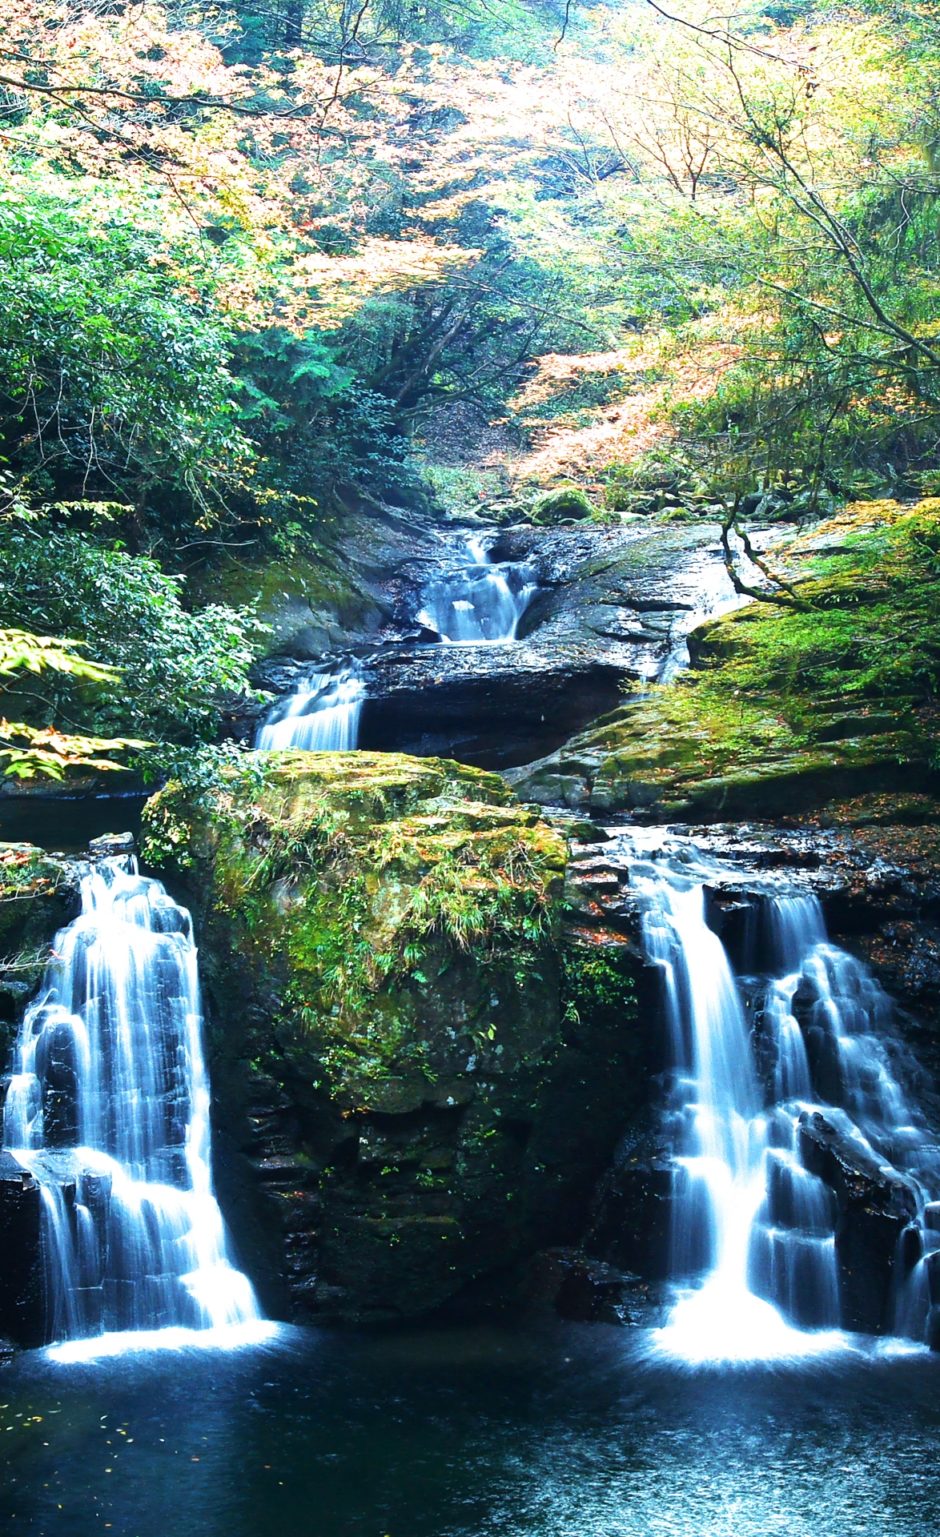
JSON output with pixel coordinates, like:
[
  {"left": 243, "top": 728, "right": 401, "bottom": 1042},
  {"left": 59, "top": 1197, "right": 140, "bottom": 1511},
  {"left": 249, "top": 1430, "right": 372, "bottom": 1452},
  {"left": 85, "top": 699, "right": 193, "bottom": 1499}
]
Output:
[{"left": 2, "top": 1323, "right": 940, "bottom": 1537}]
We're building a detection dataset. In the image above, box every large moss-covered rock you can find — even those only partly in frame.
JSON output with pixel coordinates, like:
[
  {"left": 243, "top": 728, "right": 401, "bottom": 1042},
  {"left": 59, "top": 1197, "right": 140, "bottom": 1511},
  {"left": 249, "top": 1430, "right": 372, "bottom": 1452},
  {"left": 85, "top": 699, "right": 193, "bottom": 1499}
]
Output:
[
  {"left": 530, "top": 485, "right": 596, "bottom": 525},
  {"left": 514, "top": 686, "right": 923, "bottom": 819},
  {"left": 512, "top": 501, "right": 940, "bottom": 818},
  {"left": 142, "top": 753, "right": 646, "bottom": 1322}
]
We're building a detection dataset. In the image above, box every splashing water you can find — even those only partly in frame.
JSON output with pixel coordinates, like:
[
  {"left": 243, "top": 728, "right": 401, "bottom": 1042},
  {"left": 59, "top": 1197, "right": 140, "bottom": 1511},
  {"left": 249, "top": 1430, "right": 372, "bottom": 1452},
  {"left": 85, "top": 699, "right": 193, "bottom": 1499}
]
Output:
[
  {"left": 418, "top": 535, "right": 536, "bottom": 645},
  {"left": 623, "top": 835, "right": 940, "bottom": 1364},
  {"left": 2, "top": 855, "right": 265, "bottom": 1351},
  {"left": 255, "top": 663, "right": 365, "bottom": 751}
]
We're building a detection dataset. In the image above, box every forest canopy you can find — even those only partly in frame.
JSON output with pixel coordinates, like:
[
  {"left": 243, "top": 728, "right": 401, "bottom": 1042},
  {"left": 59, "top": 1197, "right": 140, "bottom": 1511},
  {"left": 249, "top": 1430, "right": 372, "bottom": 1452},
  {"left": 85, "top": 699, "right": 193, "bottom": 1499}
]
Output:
[{"left": 1, "top": 0, "right": 939, "bottom": 769}]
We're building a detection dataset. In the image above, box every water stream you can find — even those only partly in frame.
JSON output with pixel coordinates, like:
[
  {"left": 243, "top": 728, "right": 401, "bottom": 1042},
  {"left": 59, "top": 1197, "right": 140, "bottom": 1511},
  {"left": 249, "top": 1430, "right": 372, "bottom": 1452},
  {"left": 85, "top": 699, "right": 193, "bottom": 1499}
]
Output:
[
  {"left": 623, "top": 833, "right": 940, "bottom": 1363},
  {"left": 4, "top": 1323, "right": 940, "bottom": 1537},
  {"left": 254, "top": 533, "right": 536, "bottom": 748},
  {"left": 417, "top": 534, "right": 536, "bottom": 645},
  {"left": 2, "top": 854, "right": 264, "bottom": 1355},
  {"left": 255, "top": 662, "right": 365, "bottom": 752}
]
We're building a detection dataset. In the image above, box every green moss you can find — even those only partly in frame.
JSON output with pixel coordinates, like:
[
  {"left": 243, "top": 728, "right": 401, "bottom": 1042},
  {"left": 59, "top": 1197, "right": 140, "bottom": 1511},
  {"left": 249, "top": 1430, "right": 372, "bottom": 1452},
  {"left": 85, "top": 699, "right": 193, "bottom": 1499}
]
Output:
[
  {"left": 572, "top": 500, "right": 940, "bottom": 818},
  {"left": 530, "top": 484, "right": 596, "bottom": 525},
  {"left": 562, "top": 941, "right": 637, "bottom": 1026},
  {"left": 0, "top": 844, "right": 72, "bottom": 1055},
  {"left": 0, "top": 844, "right": 68, "bottom": 950},
  {"left": 141, "top": 752, "right": 661, "bottom": 1321},
  {"left": 187, "top": 550, "right": 371, "bottom": 656},
  {"left": 143, "top": 751, "right": 567, "bottom": 1099},
  {"left": 0, "top": 843, "right": 64, "bottom": 896},
  {"left": 193, "top": 551, "right": 349, "bottom": 612}
]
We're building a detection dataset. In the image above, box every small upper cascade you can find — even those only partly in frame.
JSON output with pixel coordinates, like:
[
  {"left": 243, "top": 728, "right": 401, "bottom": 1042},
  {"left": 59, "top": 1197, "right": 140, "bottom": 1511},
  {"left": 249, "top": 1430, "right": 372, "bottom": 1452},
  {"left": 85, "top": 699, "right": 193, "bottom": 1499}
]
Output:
[
  {"left": 655, "top": 527, "right": 770, "bottom": 683},
  {"left": 255, "top": 663, "right": 365, "bottom": 752},
  {"left": 622, "top": 833, "right": 940, "bottom": 1364},
  {"left": 2, "top": 854, "right": 262, "bottom": 1348},
  {"left": 417, "top": 533, "right": 536, "bottom": 645}
]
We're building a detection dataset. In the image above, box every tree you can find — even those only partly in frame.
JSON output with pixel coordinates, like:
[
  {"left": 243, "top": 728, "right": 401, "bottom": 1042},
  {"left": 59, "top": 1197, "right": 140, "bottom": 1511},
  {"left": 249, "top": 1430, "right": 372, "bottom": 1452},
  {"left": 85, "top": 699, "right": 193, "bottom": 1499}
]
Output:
[
  {"left": 611, "top": 4, "right": 940, "bottom": 499},
  {"left": 0, "top": 629, "right": 140, "bottom": 780},
  {"left": 0, "top": 534, "right": 264, "bottom": 748}
]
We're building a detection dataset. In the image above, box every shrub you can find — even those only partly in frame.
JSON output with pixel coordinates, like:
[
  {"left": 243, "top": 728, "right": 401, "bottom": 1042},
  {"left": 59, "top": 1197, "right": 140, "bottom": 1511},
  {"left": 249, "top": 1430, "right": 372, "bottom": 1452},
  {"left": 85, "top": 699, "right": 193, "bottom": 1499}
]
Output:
[{"left": 0, "top": 532, "right": 264, "bottom": 745}]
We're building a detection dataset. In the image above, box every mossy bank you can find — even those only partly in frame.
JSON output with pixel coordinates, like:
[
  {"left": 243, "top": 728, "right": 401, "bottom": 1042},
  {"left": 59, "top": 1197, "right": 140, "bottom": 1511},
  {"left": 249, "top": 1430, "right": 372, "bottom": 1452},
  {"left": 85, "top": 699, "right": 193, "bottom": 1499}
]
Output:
[
  {"left": 513, "top": 500, "right": 940, "bottom": 820},
  {"left": 142, "top": 752, "right": 647, "bottom": 1322}
]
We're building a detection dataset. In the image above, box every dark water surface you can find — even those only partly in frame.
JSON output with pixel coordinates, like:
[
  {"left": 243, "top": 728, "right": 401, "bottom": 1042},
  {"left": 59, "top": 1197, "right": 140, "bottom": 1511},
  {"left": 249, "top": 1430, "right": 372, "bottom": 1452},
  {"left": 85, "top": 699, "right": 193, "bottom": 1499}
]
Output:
[
  {"left": 0, "top": 794, "right": 148, "bottom": 853},
  {"left": 2, "top": 1323, "right": 939, "bottom": 1536}
]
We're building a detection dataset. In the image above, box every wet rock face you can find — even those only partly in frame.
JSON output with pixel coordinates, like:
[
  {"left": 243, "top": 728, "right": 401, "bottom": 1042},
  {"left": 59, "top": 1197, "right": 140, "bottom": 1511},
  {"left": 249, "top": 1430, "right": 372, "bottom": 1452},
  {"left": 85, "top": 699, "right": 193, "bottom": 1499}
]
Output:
[
  {"left": 551, "top": 827, "right": 940, "bottom": 1336},
  {"left": 814, "top": 822, "right": 940, "bottom": 1082},
  {"left": 582, "top": 1124, "right": 675, "bottom": 1282},
  {"left": 249, "top": 519, "right": 739, "bottom": 772},
  {"left": 799, "top": 1111, "right": 918, "bottom": 1332},
  {"left": 397, "top": 522, "right": 736, "bottom": 773},
  {"left": 144, "top": 756, "right": 651, "bottom": 1324},
  {"left": 385, "top": 519, "right": 733, "bottom": 666},
  {"left": 527, "top": 1248, "right": 647, "bottom": 1325},
  {"left": 0, "top": 847, "right": 81, "bottom": 1344},
  {"left": 358, "top": 645, "right": 625, "bottom": 770},
  {"left": 0, "top": 1152, "right": 43, "bottom": 1347},
  {"left": 355, "top": 523, "right": 734, "bottom": 770},
  {"left": 211, "top": 503, "right": 448, "bottom": 665}
]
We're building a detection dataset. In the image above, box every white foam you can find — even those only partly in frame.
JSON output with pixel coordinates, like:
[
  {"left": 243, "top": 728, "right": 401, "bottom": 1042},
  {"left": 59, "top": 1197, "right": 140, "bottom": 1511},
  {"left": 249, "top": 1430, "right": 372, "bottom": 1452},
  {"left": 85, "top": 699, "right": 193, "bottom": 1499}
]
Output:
[
  {"left": 45, "top": 1320, "right": 281, "bottom": 1364},
  {"left": 649, "top": 1283, "right": 849, "bottom": 1366}
]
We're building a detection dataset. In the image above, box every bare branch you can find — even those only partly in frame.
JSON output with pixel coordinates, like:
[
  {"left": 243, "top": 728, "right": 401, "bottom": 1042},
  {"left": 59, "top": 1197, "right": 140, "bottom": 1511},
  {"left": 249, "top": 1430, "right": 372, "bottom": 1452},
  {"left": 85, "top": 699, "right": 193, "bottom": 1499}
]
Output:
[
  {"left": 555, "top": 1, "right": 575, "bottom": 50},
  {"left": 720, "top": 506, "right": 809, "bottom": 611},
  {"left": 0, "top": 67, "right": 315, "bottom": 120}
]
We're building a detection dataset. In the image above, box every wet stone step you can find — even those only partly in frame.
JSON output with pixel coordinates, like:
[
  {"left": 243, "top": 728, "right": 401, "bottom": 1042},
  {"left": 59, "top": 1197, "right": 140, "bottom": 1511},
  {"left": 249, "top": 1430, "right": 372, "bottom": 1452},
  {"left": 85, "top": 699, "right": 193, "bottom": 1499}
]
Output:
[{"left": 251, "top": 1154, "right": 316, "bottom": 1187}]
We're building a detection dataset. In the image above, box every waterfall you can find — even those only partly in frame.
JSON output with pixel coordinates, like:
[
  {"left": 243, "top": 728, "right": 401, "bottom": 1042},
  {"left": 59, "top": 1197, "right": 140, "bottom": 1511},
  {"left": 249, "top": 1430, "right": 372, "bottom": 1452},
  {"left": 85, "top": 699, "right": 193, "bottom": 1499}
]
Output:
[
  {"left": 417, "top": 535, "right": 536, "bottom": 645},
  {"left": 255, "top": 663, "right": 364, "bottom": 751},
  {"left": 2, "top": 854, "right": 264, "bottom": 1355},
  {"left": 625, "top": 836, "right": 940, "bottom": 1363}
]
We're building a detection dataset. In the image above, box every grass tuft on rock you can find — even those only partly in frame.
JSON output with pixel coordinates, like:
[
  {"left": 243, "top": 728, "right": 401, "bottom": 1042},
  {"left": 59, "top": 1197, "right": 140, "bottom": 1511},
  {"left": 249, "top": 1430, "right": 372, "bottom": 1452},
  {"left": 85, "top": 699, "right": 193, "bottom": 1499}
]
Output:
[{"left": 143, "top": 752, "right": 566, "bottom": 1094}]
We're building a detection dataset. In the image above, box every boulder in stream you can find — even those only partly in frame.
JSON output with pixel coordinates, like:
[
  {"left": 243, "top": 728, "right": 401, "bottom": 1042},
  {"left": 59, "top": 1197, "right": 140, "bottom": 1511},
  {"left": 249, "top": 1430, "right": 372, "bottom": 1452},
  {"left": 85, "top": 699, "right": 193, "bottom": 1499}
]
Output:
[{"left": 142, "top": 754, "right": 651, "bottom": 1323}]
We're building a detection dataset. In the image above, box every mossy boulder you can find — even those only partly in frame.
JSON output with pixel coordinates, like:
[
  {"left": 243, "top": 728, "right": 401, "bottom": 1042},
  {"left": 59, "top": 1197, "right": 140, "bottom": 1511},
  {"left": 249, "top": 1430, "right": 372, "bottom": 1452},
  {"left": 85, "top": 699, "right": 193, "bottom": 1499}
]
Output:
[
  {"left": 196, "top": 552, "right": 378, "bottom": 660},
  {"left": 142, "top": 752, "right": 646, "bottom": 1322},
  {"left": 188, "top": 501, "right": 447, "bottom": 663},
  {"left": 513, "top": 500, "right": 940, "bottom": 819},
  {"left": 530, "top": 484, "right": 596, "bottom": 525}
]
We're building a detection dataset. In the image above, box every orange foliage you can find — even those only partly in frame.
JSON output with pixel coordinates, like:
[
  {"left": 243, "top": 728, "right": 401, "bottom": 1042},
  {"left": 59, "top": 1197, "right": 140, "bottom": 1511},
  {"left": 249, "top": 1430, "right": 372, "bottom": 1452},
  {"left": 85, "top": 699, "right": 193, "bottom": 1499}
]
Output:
[
  {"left": 0, "top": 3, "right": 482, "bottom": 326},
  {"left": 505, "top": 340, "right": 745, "bottom": 484}
]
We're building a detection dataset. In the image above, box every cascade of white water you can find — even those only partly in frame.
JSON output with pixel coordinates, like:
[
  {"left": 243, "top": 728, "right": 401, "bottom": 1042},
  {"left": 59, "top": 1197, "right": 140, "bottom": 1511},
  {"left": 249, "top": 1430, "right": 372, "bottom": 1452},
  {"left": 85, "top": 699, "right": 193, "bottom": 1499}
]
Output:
[
  {"left": 417, "top": 536, "right": 536, "bottom": 645},
  {"left": 639, "top": 869, "right": 840, "bottom": 1361},
  {"left": 624, "top": 836, "right": 940, "bottom": 1363},
  {"left": 255, "top": 663, "right": 364, "bottom": 751},
  {"left": 2, "top": 856, "right": 262, "bottom": 1349}
]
